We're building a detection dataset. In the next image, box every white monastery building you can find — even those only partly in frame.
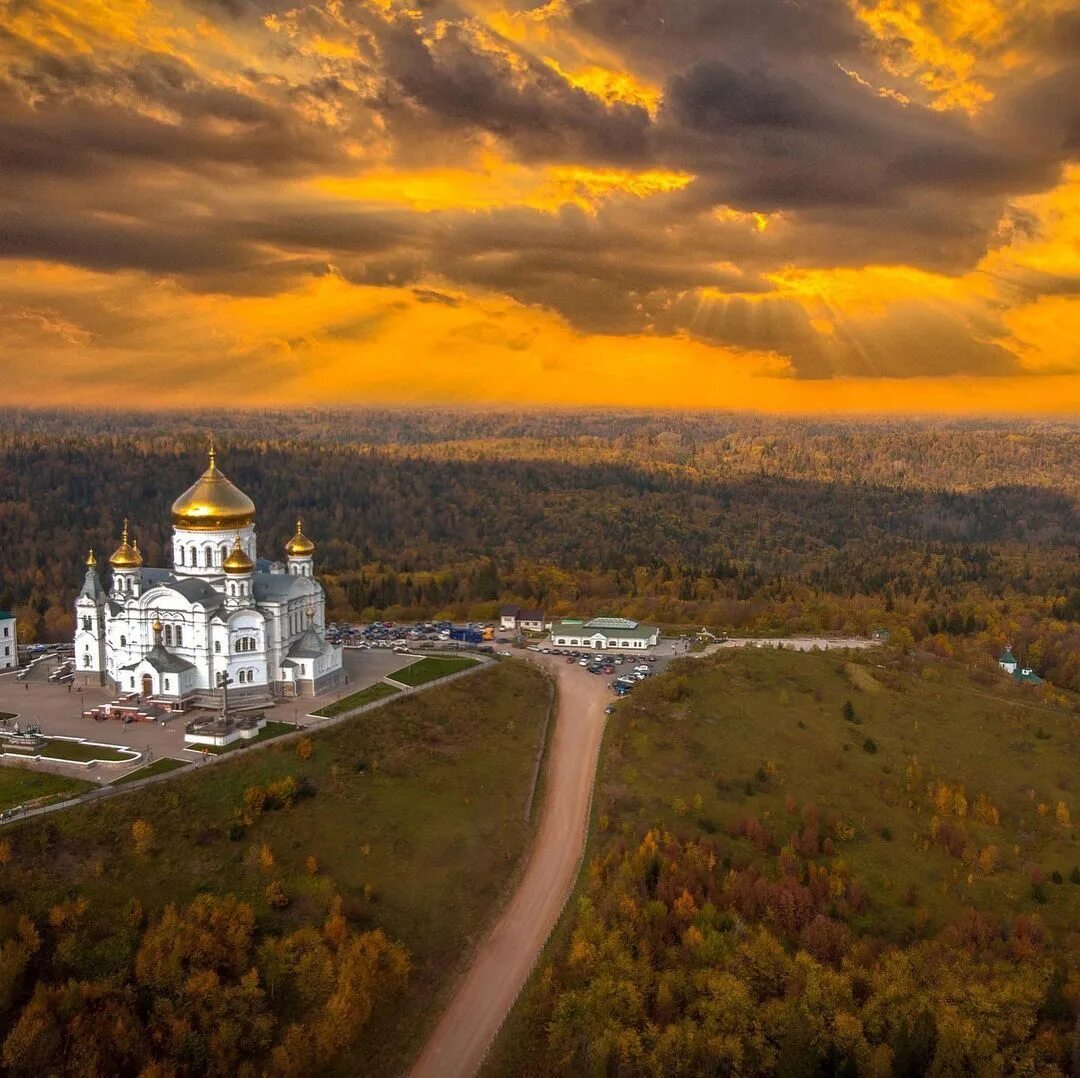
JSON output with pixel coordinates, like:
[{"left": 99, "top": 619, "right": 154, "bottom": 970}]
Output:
[
  {"left": 498, "top": 605, "right": 546, "bottom": 633},
  {"left": 550, "top": 616, "right": 660, "bottom": 651},
  {"left": 74, "top": 444, "right": 343, "bottom": 703},
  {"left": 0, "top": 611, "right": 15, "bottom": 671}
]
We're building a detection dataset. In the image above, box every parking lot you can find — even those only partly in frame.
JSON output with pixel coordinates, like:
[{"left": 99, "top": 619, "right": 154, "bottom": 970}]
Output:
[
  {"left": 523, "top": 641, "right": 685, "bottom": 702},
  {"left": 0, "top": 647, "right": 417, "bottom": 782}
]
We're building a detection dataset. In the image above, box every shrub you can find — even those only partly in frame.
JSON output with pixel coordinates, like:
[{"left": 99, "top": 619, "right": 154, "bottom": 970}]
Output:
[
  {"left": 131, "top": 819, "right": 154, "bottom": 856},
  {"left": 863, "top": 737, "right": 878, "bottom": 754},
  {"left": 265, "top": 880, "right": 289, "bottom": 909},
  {"left": 842, "top": 701, "right": 856, "bottom": 723},
  {"left": 1071, "top": 866, "right": 1080, "bottom": 885}
]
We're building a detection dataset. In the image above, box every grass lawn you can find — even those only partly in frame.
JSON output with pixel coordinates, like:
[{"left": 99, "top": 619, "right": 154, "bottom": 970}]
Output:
[
  {"left": 0, "top": 660, "right": 550, "bottom": 1075},
  {"left": 0, "top": 766, "right": 94, "bottom": 812},
  {"left": 199, "top": 720, "right": 295, "bottom": 755},
  {"left": 109, "top": 757, "right": 189, "bottom": 786},
  {"left": 390, "top": 656, "right": 478, "bottom": 687},
  {"left": 487, "top": 647, "right": 1080, "bottom": 1074},
  {"left": 1, "top": 738, "right": 132, "bottom": 763},
  {"left": 312, "top": 681, "right": 399, "bottom": 718}
]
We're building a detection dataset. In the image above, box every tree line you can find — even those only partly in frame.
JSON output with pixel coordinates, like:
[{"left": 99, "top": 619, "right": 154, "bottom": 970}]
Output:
[{"left": 0, "top": 410, "right": 1076, "bottom": 689}]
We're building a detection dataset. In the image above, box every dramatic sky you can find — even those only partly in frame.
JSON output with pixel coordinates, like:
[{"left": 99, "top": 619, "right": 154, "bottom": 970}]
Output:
[{"left": 1, "top": 0, "right": 1077, "bottom": 411}]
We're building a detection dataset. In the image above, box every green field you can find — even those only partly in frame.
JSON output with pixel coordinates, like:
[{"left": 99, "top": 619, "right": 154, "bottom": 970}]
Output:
[
  {"left": 390, "top": 656, "right": 478, "bottom": 687},
  {"left": 0, "top": 766, "right": 94, "bottom": 812},
  {"left": 0, "top": 660, "right": 550, "bottom": 1075},
  {"left": 598, "top": 649, "right": 1080, "bottom": 933},
  {"left": 1, "top": 737, "right": 132, "bottom": 763},
  {"left": 109, "top": 757, "right": 189, "bottom": 786},
  {"left": 312, "top": 681, "right": 400, "bottom": 718},
  {"left": 489, "top": 648, "right": 1080, "bottom": 1074}
]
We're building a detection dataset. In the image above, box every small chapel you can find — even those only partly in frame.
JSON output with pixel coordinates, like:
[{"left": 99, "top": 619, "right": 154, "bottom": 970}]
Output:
[{"left": 74, "top": 443, "right": 343, "bottom": 702}]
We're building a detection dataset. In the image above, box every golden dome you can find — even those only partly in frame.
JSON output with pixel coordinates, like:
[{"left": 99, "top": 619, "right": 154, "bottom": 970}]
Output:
[
  {"left": 171, "top": 441, "right": 255, "bottom": 531},
  {"left": 223, "top": 535, "right": 255, "bottom": 575},
  {"left": 285, "top": 518, "right": 315, "bottom": 557},
  {"left": 110, "top": 520, "right": 143, "bottom": 569},
  {"left": 86, "top": 548, "right": 97, "bottom": 568}
]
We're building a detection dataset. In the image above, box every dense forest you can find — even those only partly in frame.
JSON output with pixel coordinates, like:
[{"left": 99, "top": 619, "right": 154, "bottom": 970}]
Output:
[
  {"left": 495, "top": 647, "right": 1080, "bottom": 1075},
  {"left": 0, "top": 409, "right": 1077, "bottom": 689}
]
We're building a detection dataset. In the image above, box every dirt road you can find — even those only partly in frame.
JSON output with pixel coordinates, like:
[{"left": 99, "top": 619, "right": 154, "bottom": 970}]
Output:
[{"left": 410, "top": 656, "right": 609, "bottom": 1078}]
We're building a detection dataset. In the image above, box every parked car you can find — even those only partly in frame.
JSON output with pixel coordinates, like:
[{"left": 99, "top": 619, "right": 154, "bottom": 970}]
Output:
[{"left": 578, "top": 658, "right": 589, "bottom": 666}]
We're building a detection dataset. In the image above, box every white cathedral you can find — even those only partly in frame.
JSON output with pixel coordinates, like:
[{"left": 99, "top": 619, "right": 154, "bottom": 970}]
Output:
[{"left": 74, "top": 445, "right": 343, "bottom": 704}]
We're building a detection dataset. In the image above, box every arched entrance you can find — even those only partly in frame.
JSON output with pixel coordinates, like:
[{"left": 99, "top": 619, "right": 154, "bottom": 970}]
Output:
[{"left": 141, "top": 674, "right": 153, "bottom": 699}]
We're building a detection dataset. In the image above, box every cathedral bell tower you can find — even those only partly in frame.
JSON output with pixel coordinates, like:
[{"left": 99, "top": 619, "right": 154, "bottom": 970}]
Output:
[
  {"left": 109, "top": 519, "right": 143, "bottom": 598},
  {"left": 223, "top": 535, "right": 255, "bottom": 609},
  {"left": 75, "top": 549, "right": 107, "bottom": 685},
  {"left": 285, "top": 519, "right": 315, "bottom": 577}
]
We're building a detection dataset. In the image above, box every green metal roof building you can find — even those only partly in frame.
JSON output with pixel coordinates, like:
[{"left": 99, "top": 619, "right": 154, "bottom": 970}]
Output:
[{"left": 550, "top": 616, "right": 660, "bottom": 650}]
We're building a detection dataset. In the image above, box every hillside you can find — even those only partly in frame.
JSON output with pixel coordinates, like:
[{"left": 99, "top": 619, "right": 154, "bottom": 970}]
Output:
[
  {"left": 492, "top": 648, "right": 1080, "bottom": 1075},
  {"left": 0, "top": 660, "right": 551, "bottom": 1076}
]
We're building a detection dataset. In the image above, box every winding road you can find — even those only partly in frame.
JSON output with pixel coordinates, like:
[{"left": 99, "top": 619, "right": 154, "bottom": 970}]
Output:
[{"left": 410, "top": 656, "right": 609, "bottom": 1078}]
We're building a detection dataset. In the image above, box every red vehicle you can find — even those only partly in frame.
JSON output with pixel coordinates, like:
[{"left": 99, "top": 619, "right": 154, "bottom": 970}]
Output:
[
  {"left": 566, "top": 657, "right": 575, "bottom": 664},
  {"left": 602, "top": 665, "right": 614, "bottom": 674}
]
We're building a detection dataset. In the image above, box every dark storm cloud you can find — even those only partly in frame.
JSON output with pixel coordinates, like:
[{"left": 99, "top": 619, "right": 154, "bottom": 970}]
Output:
[
  {"left": 369, "top": 15, "right": 652, "bottom": 164},
  {"left": 659, "top": 59, "right": 1055, "bottom": 216},
  {"left": 565, "top": 0, "right": 862, "bottom": 68}
]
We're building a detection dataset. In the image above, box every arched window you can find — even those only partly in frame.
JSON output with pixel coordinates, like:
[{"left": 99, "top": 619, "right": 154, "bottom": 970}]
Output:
[
  {"left": 164, "top": 678, "right": 170, "bottom": 691},
  {"left": 175, "top": 626, "right": 183, "bottom": 647},
  {"left": 82, "top": 616, "right": 91, "bottom": 631},
  {"left": 164, "top": 625, "right": 173, "bottom": 646},
  {"left": 120, "top": 635, "right": 126, "bottom": 647},
  {"left": 204, "top": 547, "right": 213, "bottom": 567},
  {"left": 189, "top": 544, "right": 197, "bottom": 565},
  {"left": 177, "top": 546, "right": 185, "bottom": 567},
  {"left": 214, "top": 641, "right": 221, "bottom": 654},
  {"left": 219, "top": 544, "right": 228, "bottom": 564}
]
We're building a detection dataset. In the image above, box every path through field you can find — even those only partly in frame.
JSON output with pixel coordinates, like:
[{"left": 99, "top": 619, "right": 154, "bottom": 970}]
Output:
[{"left": 410, "top": 655, "right": 609, "bottom": 1078}]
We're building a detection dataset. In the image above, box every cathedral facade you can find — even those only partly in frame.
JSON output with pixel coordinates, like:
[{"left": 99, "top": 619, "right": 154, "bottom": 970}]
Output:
[{"left": 74, "top": 446, "right": 343, "bottom": 703}]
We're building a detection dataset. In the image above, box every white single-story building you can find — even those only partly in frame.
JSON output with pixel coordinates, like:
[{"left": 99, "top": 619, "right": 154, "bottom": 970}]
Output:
[
  {"left": 0, "top": 612, "right": 15, "bottom": 671},
  {"left": 499, "top": 605, "right": 547, "bottom": 633},
  {"left": 550, "top": 616, "right": 660, "bottom": 651}
]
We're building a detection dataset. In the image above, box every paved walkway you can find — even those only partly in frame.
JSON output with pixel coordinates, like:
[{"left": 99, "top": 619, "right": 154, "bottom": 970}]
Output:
[
  {"left": 706, "top": 635, "right": 881, "bottom": 653},
  {"left": 410, "top": 655, "right": 609, "bottom": 1078}
]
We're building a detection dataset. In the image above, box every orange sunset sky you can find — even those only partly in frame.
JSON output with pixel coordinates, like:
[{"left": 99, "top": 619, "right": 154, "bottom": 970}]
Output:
[{"left": 0, "top": 0, "right": 1077, "bottom": 412}]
